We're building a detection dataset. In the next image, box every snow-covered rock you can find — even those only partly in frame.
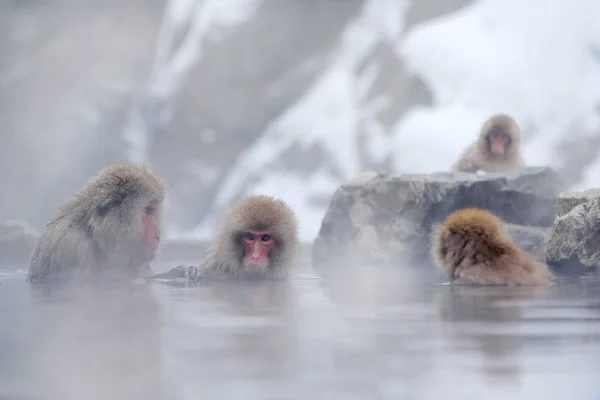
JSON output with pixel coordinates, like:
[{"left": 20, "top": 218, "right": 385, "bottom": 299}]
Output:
[{"left": 312, "top": 167, "right": 565, "bottom": 265}]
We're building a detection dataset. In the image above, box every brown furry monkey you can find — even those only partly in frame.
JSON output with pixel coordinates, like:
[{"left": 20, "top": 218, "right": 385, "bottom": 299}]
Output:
[
  {"left": 431, "top": 208, "right": 554, "bottom": 286},
  {"left": 452, "top": 114, "right": 525, "bottom": 173},
  {"left": 27, "top": 161, "right": 165, "bottom": 284},
  {"left": 152, "top": 195, "right": 298, "bottom": 281}
]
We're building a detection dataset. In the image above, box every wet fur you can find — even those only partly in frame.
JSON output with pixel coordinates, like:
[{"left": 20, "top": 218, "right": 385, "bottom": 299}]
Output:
[
  {"left": 27, "top": 161, "right": 165, "bottom": 284},
  {"left": 431, "top": 208, "right": 554, "bottom": 286},
  {"left": 452, "top": 114, "right": 525, "bottom": 173}
]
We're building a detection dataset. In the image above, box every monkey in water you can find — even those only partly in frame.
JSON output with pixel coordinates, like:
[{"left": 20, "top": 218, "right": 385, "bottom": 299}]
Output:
[
  {"left": 431, "top": 208, "right": 554, "bottom": 286},
  {"left": 27, "top": 161, "right": 165, "bottom": 284},
  {"left": 452, "top": 114, "right": 525, "bottom": 173},
  {"left": 151, "top": 195, "right": 298, "bottom": 281}
]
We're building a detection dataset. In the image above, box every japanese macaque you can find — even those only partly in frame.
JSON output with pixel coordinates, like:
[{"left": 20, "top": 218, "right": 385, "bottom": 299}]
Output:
[
  {"left": 152, "top": 195, "right": 298, "bottom": 281},
  {"left": 431, "top": 208, "right": 555, "bottom": 286},
  {"left": 27, "top": 161, "right": 165, "bottom": 284},
  {"left": 452, "top": 114, "right": 525, "bottom": 173}
]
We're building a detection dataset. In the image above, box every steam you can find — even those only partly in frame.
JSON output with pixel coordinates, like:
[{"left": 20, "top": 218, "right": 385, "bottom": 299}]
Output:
[{"left": 122, "top": 0, "right": 263, "bottom": 163}]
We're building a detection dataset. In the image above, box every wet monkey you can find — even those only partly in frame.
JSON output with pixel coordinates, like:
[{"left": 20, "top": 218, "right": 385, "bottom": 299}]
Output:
[
  {"left": 152, "top": 195, "right": 298, "bottom": 281},
  {"left": 431, "top": 208, "right": 554, "bottom": 286},
  {"left": 452, "top": 114, "right": 525, "bottom": 173},
  {"left": 27, "top": 161, "right": 165, "bottom": 284}
]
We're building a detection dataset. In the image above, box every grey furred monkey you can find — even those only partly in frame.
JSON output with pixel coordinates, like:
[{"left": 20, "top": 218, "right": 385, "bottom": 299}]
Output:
[
  {"left": 452, "top": 114, "right": 525, "bottom": 173},
  {"left": 151, "top": 195, "right": 298, "bottom": 282},
  {"left": 27, "top": 161, "right": 165, "bottom": 284}
]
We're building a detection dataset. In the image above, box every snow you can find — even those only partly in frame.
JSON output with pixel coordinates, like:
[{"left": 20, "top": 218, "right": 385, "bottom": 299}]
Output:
[
  {"left": 391, "top": 105, "right": 489, "bottom": 173},
  {"left": 168, "top": 0, "right": 600, "bottom": 243},
  {"left": 123, "top": 0, "right": 263, "bottom": 163},
  {"left": 176, "top": 0, "right": 411, "bottom": 242},
  {"left": 400, "top": 0, "right": 600, "bottom": 169}
]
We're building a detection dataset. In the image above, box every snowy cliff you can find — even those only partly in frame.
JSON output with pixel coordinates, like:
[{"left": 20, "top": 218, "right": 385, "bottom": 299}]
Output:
[
  {"left": 168, "top": 0, "right": 600, "bottom": 242},
  {"left": 3, "top": 0, "right": 600, "bottom": 243}
]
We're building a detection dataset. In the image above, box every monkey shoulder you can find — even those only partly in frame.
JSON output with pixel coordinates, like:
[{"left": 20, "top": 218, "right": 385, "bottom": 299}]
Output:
[
  {"left": 452, "top": 146, "right": 481, "bottom": 173},
  {"left": 29, "top": 218, "right": 95, "bottom": 279}
]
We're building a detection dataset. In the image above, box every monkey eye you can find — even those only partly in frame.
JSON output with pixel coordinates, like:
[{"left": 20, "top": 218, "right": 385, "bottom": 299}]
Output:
[
  {"left": 243, "top": 232, "right": 255, "bottom": 241},
  {"left": 144, "top": 205, "right": 156, "bottom": 215},
  {"left": 260, "top": 234, "right": 272, "bottom": 243}
]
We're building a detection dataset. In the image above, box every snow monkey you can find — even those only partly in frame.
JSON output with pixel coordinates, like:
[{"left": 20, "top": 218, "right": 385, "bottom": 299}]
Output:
[
  {"left": 431, "top": 208, "right": 554, "bottom": 286},
  {"left": 27, "top": 161, "right": 165, "bottom": 284},
  {"left": 151, "top": 195, "right": 298, "bottom": 281},
  {"left": 452, "top": 114, "right": 525, "bottom": 173}
]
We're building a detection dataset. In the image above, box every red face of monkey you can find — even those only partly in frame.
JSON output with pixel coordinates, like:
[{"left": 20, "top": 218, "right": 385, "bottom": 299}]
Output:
[
  {"left": 241, "top": 230, "right": 275, "bottom": 269},
  {"left": 141, "top": 201, "right": 161, "bottom": 261},
  {"left": 487, "top": 128, "right": 511, "bottom": 155}
]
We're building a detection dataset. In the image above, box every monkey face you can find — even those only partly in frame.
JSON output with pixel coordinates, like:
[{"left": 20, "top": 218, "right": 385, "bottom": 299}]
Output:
[
  {"left": 487, "top": 127, "right": 511, "bottom": 155},
  {"left": 141, "top": 200, "right": 161, "bottom": 262},
  {"left": 241, "top": 230, "right": 275, "bottom": 272}
]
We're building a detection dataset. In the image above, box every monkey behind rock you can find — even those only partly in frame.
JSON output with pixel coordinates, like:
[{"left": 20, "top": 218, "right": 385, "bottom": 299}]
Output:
[
  {"left": 27, "top": 161, "right": 165, "bottom": 284},
  {"left": 152, "top": 195, "right": 298, "bottom": 282},
  {"left": 431, "top": 208, "right": 554, "bottom": 286},
  {"left": 452, "top": 114, "right": 525, "bottom": 173}
]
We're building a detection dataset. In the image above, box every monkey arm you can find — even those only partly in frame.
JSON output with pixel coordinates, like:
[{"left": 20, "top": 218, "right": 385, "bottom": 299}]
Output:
[
  {"left": 454, "top": 263, "right": 514, "bottom": 285},
  {"left": 452, "top": 157, "right": 479, "bottom": 173},
  {"left": 451, "top": 145, "right": 483, "bottom": 173},
  {"left": 147, "top": 265, "right": 203, "bottom": 281}
]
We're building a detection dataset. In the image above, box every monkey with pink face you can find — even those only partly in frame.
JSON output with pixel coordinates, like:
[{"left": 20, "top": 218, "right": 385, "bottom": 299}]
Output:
[
  {"left": 27, "top": 161, "right": 165, "bottom": 284},
  {"left": 452, "top": 114, "right": 525, "bottom": 173},
  {"left": 152, "top": 195, "right": 299, "bottom": 281}
]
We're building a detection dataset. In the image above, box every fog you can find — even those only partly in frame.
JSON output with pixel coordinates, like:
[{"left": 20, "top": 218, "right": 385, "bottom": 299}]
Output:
[
  {"left": 2, "top": 0, "right": 600, "bottom": 399},
  {"left": 3, "top": 0, "right": 600, "bottom": 241}
]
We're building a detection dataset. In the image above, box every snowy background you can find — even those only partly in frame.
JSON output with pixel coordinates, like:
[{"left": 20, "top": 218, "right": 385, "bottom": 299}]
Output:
[{"left": 2, "top": 0, "right": 600, "bottom": 242}]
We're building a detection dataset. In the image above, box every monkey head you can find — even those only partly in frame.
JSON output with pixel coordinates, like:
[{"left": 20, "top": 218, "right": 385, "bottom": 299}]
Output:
[
  {"left": 86, "top": 162, "right": 165, "bottom": 271},
  {"left": 217, "top": 195, "right": 298, "bottom": 277},
  {"left": 480, "top": 114, "right": 520, "bottom": 158}
]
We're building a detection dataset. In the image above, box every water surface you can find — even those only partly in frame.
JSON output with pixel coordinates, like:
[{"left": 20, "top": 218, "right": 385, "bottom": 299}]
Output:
[{"left": 1, "top": 263, "right": 600, "bottom": 399}]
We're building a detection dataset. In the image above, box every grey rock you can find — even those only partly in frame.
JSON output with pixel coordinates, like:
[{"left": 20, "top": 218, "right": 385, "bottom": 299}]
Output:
[
  {"left": 312, "top": 167, "right": 565, "bottom": 265},
  {"left": 0, "top": 219, "right": 39, "bottom": 266},
  {"left": 505, "top": 224, "right": 550, "bottom": 261},
  {"left": 556, "top": 188, "right": 600, "bottom": 217},
  {"left": 546, "top": 198, "right": 600, "bottom": 268}
]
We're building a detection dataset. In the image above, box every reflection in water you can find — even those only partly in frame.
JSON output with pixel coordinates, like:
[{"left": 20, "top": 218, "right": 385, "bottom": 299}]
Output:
[
  {"left": 162, "top": 280, "right": 299, "bottom": 399},
  {"left": 2, "top": 265, "right": 600, "bottom": 399},
  {"left": 436, "top": 285, "right": 551, "bottom": 383}
]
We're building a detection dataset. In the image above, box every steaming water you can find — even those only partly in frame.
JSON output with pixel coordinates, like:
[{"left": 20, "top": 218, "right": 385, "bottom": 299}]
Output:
[{"left": 1, "top": 263, "right": 600, "bottom": 399}]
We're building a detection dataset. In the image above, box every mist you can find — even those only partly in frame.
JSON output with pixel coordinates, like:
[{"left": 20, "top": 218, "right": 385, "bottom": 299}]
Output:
[
  {"left": 3, "top": 0, "right": 600, "bottom": 399},
  {"left": 2, "top": 0, "right": 599, "bottom": 242}
]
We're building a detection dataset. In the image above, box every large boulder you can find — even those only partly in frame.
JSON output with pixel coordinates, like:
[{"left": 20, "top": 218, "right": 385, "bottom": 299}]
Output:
[
  {"left": 0, "top": 219, "right": 39, "bottom": 266},
  {"left": 546, "top": 195, "right": 600, "bottom": 269},
  {"left": 555, "top": 188, "right": 600, "bottom": 217},
  {"left": 312, "top": 167, "right": 565, "bottom": 265},
  {"left": 505, "top": 224, "right": 550, "bottom": 261}
]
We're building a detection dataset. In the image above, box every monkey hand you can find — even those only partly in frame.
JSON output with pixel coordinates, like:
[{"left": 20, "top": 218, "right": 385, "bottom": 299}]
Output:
[{"left": 148, "top": 265, "right": 194, "bottom": 281}]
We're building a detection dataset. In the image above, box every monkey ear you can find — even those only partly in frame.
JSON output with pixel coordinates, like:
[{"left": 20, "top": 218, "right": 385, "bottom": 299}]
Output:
[
  {"left": 96, "top": 175, "right": 129, "bottom": 216},
  {"left": 96, "top": 192, "right": 126, "bottom": 216}
]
